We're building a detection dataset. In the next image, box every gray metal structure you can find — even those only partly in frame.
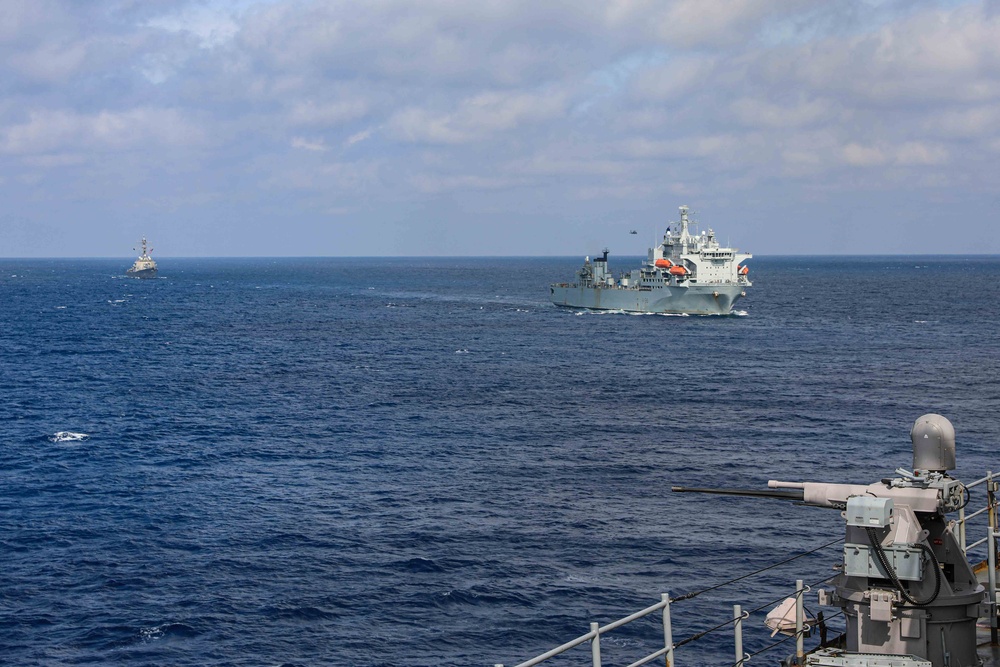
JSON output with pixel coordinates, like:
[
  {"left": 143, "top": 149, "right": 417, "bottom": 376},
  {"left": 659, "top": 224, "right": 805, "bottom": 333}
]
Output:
[
  {"left": 499, "top": 414, "right": 998, "bottom": 667},
  {"left": 126, "top": 237, "right": 157, "bottom": 278},
  {"left": 682, "top": 413, "right": 984, "bottom": 666},
  {"left": 549, "top": 205, "right": 751, "bottom": 315}
]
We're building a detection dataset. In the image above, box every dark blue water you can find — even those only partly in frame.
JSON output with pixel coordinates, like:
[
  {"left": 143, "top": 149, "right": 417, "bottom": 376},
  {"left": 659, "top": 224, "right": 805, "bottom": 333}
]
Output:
[{"left": 2, "top": 256, "right": 998, "bottom": 666}]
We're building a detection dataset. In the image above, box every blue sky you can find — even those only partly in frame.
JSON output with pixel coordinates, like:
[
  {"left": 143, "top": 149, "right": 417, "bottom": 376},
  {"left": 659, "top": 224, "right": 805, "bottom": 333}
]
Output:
[{"left": 1, "top": 0, "right": 998, "bottom": 256}]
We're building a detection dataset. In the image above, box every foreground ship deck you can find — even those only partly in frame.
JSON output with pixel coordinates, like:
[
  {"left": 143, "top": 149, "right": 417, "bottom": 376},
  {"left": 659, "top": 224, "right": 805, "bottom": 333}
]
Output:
[{"left": 550, "top": 205, "right": 751, "bottom": 315}]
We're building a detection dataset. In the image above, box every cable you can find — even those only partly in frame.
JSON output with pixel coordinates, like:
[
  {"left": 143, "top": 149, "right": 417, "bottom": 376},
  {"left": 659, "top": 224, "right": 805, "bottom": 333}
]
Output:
[
  {"left": 958, "top": 484, "right": 971, "bottom": 511},
  {"left": 865, "top": 526, "right": 941, "bottom": 606},
  {"left": 673, "top": 537, "right": 842, "bottom": 603}
]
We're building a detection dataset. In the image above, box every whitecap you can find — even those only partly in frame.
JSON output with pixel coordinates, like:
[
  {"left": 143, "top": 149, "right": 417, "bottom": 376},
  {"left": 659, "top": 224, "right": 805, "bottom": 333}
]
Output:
[{"left": 50, "top": 431, "right": 89, "bottom": 442}]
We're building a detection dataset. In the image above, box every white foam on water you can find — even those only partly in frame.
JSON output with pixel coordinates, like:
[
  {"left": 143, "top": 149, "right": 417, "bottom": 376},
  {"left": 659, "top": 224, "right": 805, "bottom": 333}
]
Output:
[
  {"left": 575, "top": 309, "right": 689, "bottom": 317},
  {"left": 50, "top": 431, "right": 90, "bottom": 443}
]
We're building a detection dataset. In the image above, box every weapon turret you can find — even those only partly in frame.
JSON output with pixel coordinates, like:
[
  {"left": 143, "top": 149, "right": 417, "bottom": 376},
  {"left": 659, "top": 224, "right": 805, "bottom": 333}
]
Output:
[{"left": 673, "top": 414, "right": 984, "bottom": 667}]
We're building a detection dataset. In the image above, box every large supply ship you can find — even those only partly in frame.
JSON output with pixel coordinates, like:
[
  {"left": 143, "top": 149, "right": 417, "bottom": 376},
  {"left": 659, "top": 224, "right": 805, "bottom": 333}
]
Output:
[
  {"left": 126, "top": 237, "right": 157, "bottom": 278},
  {"left": 550, "top": 205, "right": 751, "bottom": 315}
]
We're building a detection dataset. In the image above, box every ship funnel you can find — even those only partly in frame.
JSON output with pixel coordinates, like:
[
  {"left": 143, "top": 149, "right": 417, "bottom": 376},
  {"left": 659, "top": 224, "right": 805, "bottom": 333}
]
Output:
[{"left": 910, "top": 413, "right": 956, "bottom": 472}]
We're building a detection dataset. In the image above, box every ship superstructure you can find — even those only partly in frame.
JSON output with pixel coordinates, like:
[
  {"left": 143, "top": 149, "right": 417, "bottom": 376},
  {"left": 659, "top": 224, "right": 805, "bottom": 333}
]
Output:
[
  {"left": 126, "top": 237, "right": 157, "bottom": 278},
  {"left": 550, "top": 205, "right": 751, "bottom": 315}
]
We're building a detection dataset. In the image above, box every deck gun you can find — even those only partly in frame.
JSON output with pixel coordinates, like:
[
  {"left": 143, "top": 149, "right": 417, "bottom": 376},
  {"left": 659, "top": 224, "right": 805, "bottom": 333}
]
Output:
[{"left": 673, "top": 414, "right": 984, "bottom": 667}]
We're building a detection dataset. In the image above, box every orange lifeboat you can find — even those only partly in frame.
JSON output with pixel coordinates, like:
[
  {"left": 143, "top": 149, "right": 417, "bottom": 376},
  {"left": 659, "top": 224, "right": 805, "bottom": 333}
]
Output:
[
  {"left": 739, "top": 265, "right": 749, "bottom": 275},
  {"left": 668, "top": 265, "right": 688, "bottom": 276},
  {"left": 654, "top": 258, "right": 672, "bottom": 269}
]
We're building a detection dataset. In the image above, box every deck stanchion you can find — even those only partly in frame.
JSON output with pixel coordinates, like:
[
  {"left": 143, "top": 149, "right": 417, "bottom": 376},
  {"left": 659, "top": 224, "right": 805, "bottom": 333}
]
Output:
[
  {"left": 959, "top": 502, "right": 967, "bottom": 553},
  {"left": 733, "top": 604, "right": 743, "bottom": 667},
  {"left": 662, "top": 594, "right": 674, "bottom": 667},
  {"left": 590, "top": 622, "right": 601, "bottom": 667},
  {"left": 795, "top": 579, "right": 805, "bottom": 664}
]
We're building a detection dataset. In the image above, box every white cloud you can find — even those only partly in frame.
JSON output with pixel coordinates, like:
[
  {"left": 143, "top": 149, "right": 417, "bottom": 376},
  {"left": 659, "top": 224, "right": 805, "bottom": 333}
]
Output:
[
  {"left": 729, "top": 96, "right": 835, "bottom": 129},
  {"left": 842, "top": 141, "right": 950, "bottom": 168},
  {"left": 388, "top": 88, "right": 569, "bottom": 144},
  {"left": 287, "top": 99, "right": 368, "bottom": 127},
  {"left": 144, "top": 4, "right": 242, "bottom": 48},
  {"left": 291, "top": 136, "right": 326, "bottom": 152},
  {"left": 628, "top": 56, "right": 716, "bottom": 101},
  {"left": 345, "top": 128, "right": 374, "bottom": 146},
  {"left": 1, "top": 108, "right": 205, "bottom": 155}
]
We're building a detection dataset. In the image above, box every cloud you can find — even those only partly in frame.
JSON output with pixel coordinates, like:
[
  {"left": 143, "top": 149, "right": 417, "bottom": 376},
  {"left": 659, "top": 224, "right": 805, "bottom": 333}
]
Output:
[
  {"left": 143, "top": 4, "right": 241, "bottom": 48},
  {"left": 345, "top": 128, "right": 374, "bottom": 146},
  {"left": 387, "top": 88, "right": 569, "bottom": 144},
  {"left": 780, "top": 3, "right": 1000, "bottom": 105},
  {"left": 1, "top": 108, "right": 205, "bottom": 155},
  {"left": 291, "top": 136, "right": 326, "bottom": 152},
  {"left": 729, "top": 96, "right": 835, "bottom": 129},
  {"left": 842, "top": 141, "right": 949, "bottom": 167},
  {"left": 1, "top": 0, "right": 998, "bottom": 255},
  {"left": 287, "top": 99, "right": 368, "bottom": 127}
]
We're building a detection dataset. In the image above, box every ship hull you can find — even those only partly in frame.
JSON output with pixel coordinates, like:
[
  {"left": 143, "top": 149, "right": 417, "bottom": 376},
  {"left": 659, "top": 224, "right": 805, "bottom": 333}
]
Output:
[
  {"left": 550, "top": 284, "right": 745, "bottom": 315},
  {"left": 126, "top": 268, "right": 157, "bottom": 279}
]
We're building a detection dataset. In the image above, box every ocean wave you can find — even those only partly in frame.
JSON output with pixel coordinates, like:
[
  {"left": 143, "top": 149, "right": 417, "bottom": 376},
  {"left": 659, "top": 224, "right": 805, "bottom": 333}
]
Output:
[
  {"left": 49, "top": 431, "right": 89, "bottom": 442},
  {"left": 139, "top": 622, "right": 200, "bottom": 643}
]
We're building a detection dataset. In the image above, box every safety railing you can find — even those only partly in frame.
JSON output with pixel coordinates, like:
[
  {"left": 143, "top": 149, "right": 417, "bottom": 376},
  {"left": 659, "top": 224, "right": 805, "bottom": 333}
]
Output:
[
  {"left": 956, "top": 470, "right": 999, "bottom": 645},
  {"left": 496, "top": 579, "right": 822, "bottom": 667}
]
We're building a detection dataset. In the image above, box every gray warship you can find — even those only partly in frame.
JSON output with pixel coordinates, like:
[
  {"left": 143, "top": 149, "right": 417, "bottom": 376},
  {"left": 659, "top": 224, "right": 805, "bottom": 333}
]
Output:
[
  {"left": 499, "top": 414, "right": 1000, "bottom": 667},
  {"left": 550, "top": 205, "right": 751, "bottom": 315},
  {"left": 126, "top": 237, "right": 157, "bottom": 278}
]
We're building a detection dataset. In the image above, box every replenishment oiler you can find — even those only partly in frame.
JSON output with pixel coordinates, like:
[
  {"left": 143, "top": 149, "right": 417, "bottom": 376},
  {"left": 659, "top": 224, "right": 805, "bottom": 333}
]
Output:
[{"left": 550, "top": 205, "right": 751, "bottom": 315}]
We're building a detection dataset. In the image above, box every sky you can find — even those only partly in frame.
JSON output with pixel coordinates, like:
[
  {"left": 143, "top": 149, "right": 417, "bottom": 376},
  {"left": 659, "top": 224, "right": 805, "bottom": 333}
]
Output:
[{"left": 1, "top": 0, "right": 999, "bottom": 257}]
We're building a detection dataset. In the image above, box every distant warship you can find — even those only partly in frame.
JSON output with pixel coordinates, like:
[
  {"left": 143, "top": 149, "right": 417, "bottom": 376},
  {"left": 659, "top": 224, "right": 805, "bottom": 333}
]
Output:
[
  {"left": 126, "top": 237, "right": 157, "bottom": 278},
  {"left": 550, "top": 205, "right": 751, "bottom": 315}
]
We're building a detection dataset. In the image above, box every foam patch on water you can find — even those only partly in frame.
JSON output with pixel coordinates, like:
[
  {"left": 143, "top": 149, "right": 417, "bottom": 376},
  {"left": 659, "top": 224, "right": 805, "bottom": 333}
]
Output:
[
  {"left": 139, "top": 622, "right": 198, "bottom": 643},
  {"left": 574, "top": 309, "right": 689, "bottom": 317},
  {"left": 50, "top": 431, "right": 90, "bottom": 442}
]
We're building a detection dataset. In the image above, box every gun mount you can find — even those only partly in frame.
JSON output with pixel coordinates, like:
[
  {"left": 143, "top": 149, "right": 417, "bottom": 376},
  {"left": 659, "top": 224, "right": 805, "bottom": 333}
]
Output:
[{"left": 672, "top": 414, "right": 985, "bottom": 667}]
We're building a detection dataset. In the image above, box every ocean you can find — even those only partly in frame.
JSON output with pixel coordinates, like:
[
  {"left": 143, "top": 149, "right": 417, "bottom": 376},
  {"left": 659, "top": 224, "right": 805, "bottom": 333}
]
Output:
[{"left": 1, "top": 256, "right": 998, "bottom": 666}]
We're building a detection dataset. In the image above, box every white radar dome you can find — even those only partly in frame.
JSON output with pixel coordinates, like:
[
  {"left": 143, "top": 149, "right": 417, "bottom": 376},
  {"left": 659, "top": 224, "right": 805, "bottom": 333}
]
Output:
[{"left": 910, "top": 413, "right": 956, "bottom": 472}]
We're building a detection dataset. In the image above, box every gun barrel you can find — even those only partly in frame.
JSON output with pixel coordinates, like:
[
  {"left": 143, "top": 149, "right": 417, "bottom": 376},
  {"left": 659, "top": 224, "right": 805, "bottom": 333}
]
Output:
[{"left": 670, "top": 486, "right": 806, "bottom": 501}]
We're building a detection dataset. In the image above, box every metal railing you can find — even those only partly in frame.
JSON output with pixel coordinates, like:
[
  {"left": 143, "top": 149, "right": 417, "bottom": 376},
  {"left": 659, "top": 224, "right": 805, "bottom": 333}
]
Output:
[
  {"left": 956, "top": 470, "right": 999, "bottom": 645},
  {"left": 496, "top": 580, "right": 817, "bottom": 667}
]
